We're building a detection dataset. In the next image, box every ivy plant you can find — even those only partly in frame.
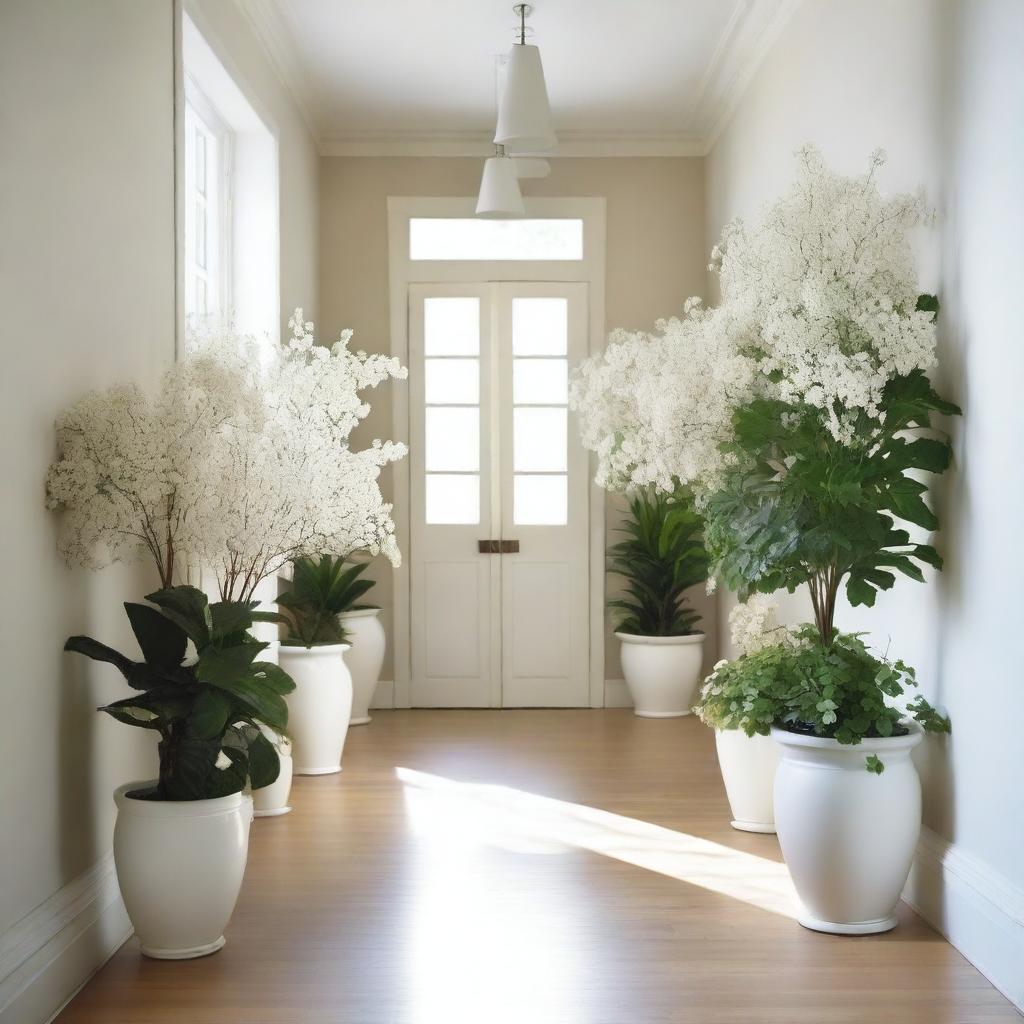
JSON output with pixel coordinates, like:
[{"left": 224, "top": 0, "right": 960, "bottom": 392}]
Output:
[
  {"left": 275, "top": 555, "right": 375, "bottom": 647},
  {"left": 64, "top": 586, "right": 294, "bottom": 800},
  {"left": 696, "top": 626, "right": 950, "bottom": 771},
  {"left": 608, "top": 488, "right": 708, "bottom": 636}
]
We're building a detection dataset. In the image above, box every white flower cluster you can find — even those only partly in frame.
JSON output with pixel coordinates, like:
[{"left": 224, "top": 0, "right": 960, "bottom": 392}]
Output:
[
  {"left": 47, "top": 311, "right": 407, "bottom": 599},
  {"left": 714, "top": 146, "right": 936, "bottom": 442},
  {"left": 570, "top": 147, "right": 938, "bottom": 492},
  {"left": 728, "top": 596, "right": 792, "bottom": 657},
  {"left": 568, "top": 299, "right": 759, "bottom": 494}
]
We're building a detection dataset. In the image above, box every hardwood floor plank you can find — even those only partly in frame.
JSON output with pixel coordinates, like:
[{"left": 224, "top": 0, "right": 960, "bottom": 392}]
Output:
[{"left": 57, "top": 711, "right": 1019, "bottom": 1023}]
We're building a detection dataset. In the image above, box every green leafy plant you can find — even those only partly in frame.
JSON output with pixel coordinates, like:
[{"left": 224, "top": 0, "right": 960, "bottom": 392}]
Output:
[
  {"left": 275, "top": 555, "right": 375, "bottom": 647},
  {"left": 704, "top": 339, "right": 960, "bottom": 647},
  {"left": 608, "top": 488, "right": 708, "bottom": 636},
  {"left": 696, "top": 626, "right": 950, "bottom": 771},
  {"left": 64, "top": 586, "right": 295, "bottom": 800}
]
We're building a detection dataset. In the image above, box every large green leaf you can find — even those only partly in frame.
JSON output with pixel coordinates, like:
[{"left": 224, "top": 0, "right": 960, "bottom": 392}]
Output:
[
  {"left": 244, "top": 730, "right": 281, "bottom": 790},
  {"left": 210, "top": 601, "right": 256, "bottom": 642},
  {"left": 145, "top": 586, "right": 212, "bottom": 646},
  {"left": 186, "top": 688, "right": 233, "bottom": 740},
  {"left": 195, "top": 641, "right": 266, "bottom": 687},
  {"left": 64, "top": 635, "right": 135, "bottom": 679},
  {"left": 124, "top": 602, "right": 187, "bottom": 670}
]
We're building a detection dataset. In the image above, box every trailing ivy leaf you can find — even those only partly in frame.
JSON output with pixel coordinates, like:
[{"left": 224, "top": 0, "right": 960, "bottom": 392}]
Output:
[{"left": 865, "top": 754, "right": 885, "bottom": 775}]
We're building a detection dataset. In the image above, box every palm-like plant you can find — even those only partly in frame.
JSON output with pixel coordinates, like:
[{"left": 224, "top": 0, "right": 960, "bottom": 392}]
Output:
[
  {"left": 276, "top": 555, "right": 375, "bottom": 647},
  {"left": 64, "top": 586, "right": 294, "bottom": 801},
  {"left": 608, "top": 489, "right": 709, "bottom": 636}
]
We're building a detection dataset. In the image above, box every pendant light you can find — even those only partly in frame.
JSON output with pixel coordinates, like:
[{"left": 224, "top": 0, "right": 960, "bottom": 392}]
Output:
[
  {"left": 494, "top": 3, "right": 556, "bottom": 154},
  {"left": 475, "top": 145, "right": 525, "bottom": 218}
]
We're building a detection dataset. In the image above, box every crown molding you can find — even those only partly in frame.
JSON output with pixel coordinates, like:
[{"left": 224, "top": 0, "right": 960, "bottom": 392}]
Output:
[
  {"left": 320, "top": 129, "right": 707, "bottom": 159},
  {"left": 231, "top": 0, "right": 321, "bottom": 143},
  {"left": 690, "top": 0, "right": 805, "bottom": 148}
]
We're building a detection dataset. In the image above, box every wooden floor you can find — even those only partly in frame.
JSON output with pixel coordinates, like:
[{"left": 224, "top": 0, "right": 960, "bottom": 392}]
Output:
[{"left": 59, "top": 711, "right": 1017, "bottom": 1023}]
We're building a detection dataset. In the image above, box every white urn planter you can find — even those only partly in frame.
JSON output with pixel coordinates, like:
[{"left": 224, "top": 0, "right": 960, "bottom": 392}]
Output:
[
  {"left": 772, "top": 722, "right": 923, "bottom": 934},
  {"left": 715, "top": 729, "right": 780, "bottom": 833},
  {"left": 339, "top": 607, "right": 386, "bottom": 726},
  {"left": 252, "top": 733, "right": 293, "bottom": 817},
  {"left": 278, "top": 642, "right": 352, "bottom": 775},
  {"left": 615, "top": 632, "right": 705, "bottom": 718},
  {"left": 113, "top": 783, "right": 252, "bottom": 959}
]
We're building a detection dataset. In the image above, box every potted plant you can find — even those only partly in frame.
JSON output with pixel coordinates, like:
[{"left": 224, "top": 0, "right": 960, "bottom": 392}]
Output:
[
  {"left": 696, "top": 597, "right": 783, "bottom": 833},
  {"left": 698, "top": 149, "right": 960, "bottom": 932},
  {"left": 64, "top": 586, "right": 294, "bottom": 958},
  {"left": 274, "top": 555, "right": 356, "bottom": 775},
  {"left": 609, "top": 488, "right": 708, "bottom": 718},
  {"left": 332, "top": 559, "right": 387, "bottom": 726}
]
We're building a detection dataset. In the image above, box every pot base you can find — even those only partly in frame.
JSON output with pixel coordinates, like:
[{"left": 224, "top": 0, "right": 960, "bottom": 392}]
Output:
[
  {"left": 140, "top": 936, "right": 226, "bottom": 960},
  {"left": 253, "top": 805, "right": 292, "bottom": 818},
  {"left": 798, "top": 913, "right": 898, "bottom": 936},
  {"left": 294, "top": 765, "right": 342, "bottom": 776},
  {"left": 634, "top": 710, "right": 691, "bottom": 719},
  {"left": 349, "top": 716, "right": 372, "bottom": 726},
  {"left": 730, "top": 818, "right": 776, "bottom": 834}
]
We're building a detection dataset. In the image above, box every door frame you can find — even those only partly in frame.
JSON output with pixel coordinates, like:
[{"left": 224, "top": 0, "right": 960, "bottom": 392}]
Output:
[{"left": 386, "top": 196, "right": 607, "bottom": 708}]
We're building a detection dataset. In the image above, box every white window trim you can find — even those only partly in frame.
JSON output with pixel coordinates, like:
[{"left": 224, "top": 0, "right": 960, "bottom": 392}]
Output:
[
  {"left": 183, "top": 74, "right": 234, "bottom": 324},
  {"left": 386, "top": 196, "right": 607, "bottom": 709}
]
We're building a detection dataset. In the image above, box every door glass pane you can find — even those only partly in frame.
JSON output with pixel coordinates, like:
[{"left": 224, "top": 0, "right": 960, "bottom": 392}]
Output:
[
  {"left": 424, "top": 297, "right": 479, "bottom": 355},
  {"left": 514, "top": 408, "right": 567, "bottom": 472},
  {"left": 514, "top": 474, "right": 567, "bottom": 526},
  {"left": 513, "top": 359, "right": 568, "bottom": 404},
  {"left": 512, "top": 298, "right": 568, "bottom": 355},
  {"left": 410, "top": 219, "right": 583, "bottom": 261},
  {"left": 426, "top": 474, "right": 480, "bottom": 525},
  {"left": 425, "top": 407, "right": 479, "bottom": 471},
  {"left": 425, "top": 358, "right": 479, "bottom": 405}
]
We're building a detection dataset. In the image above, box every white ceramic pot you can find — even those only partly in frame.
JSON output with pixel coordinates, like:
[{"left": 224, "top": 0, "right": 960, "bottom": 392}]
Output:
[
  {"left": 715, "top": 729, "right": 780, "bottom": 833},
  {"left": 615, "top": 632, "right": 705, "bottom": 718},
  {"left": 252, "top": 732, "right": 293, "bottom": 818},
  {"left": 279, "top": 643, "right": 352, "bottom": 775},
  {"left": 113, "top": 782, "right": 252, "bottom": 959},
  {"left": 339, "top": 608, "right": 386, "bottom": 726},
  {"left": 772, "top": 722, "right": 923, "bottom": 934}
]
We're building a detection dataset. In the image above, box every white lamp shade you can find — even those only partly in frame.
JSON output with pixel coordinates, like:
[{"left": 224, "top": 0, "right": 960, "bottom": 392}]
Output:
[
  {"left": 494, "top": 43, "right": 556, "bottom": 154},
  {"left": 476, "top": 156, "right": 525, "bottom": 218}
]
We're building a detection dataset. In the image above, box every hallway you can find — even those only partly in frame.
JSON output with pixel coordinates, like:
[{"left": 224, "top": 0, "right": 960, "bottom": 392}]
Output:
[{"left": 58, "top": 712, "right": 1017, "bottom": 1023}]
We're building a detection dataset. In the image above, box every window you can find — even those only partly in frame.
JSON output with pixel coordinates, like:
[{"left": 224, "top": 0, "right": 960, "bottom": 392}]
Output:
[
  {"left": 409, "top": 218, "right": 583, "bottom": 261},
  {"left": 183, "top": 81, "right": 232, "bottom": 321}
]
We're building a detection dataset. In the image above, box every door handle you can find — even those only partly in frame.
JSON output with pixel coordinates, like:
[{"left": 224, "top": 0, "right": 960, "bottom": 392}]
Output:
[{"left": 478, "top": 540, "right": 520, "bottom": 554}]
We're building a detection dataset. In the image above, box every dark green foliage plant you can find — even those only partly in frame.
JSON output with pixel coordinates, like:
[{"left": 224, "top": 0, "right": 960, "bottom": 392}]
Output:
[
  {"left": 696, "top": 626, "right": 950, "bottom": 772},
  {"left": 275, "top": 555, "right": 375, "bottom": 647},
  {"left": 704, "top": 352, "right": 960, "bottom": 646},
  {"left": 608, "top": 488, "right": 709, "bottom": 636},
  {"left": 64, "top": 586, "right": 295, "bottom": 800}
]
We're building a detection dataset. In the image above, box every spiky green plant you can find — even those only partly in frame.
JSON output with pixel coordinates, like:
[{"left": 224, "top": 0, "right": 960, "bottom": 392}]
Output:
[
  {"left": 276, "top": 555, "right": 376, "bottom": 647},
  {"left": 608, "top": 488, "right": 709, "bottom": 636}
]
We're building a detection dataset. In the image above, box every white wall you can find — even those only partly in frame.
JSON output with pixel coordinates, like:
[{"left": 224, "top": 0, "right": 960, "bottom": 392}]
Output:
[
  {"left": 0, "top": 2, "right": 321, "bottom": 1020},
  {"left": 706, "top": 0, "right": 1024, "bottom": 1007},
  {"left": 0, "top": 2, "right": 175, "bottom": 1020}
]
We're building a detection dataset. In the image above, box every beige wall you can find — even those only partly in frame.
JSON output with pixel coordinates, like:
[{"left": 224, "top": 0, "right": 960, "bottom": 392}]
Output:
[
  {"left": 706, "top": 0, "right": 1024, "bottom": 1005},
  {"left": 318, "top": 156, "right": 715, "bottom": 689}
]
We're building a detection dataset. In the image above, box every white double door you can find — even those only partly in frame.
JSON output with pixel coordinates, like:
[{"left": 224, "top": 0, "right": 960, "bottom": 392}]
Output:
[{"left": 409, "top": 282, "right": 590, "bottom": 707}]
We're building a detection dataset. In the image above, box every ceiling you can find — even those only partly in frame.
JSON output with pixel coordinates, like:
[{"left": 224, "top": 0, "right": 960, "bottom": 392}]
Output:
[{"left": 237, "top": 0, "right": 802, "bottom": 155}]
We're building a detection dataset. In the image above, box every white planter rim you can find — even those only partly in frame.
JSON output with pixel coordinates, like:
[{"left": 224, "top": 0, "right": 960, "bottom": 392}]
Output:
[
  {"left": 114, "top": 781, "right": 247, "bottom": 819},
  {"left": 279, "top": 641, "right": 351, "bottom": 653},
  {"left": 338, "top": 607, "right": 381, "bottom": 621},
  {"left": 771, "top": 719, "right": 923, "bottom": 755},
  {"left": 614, "top": 631, "right": 704, "bottom": 647}
]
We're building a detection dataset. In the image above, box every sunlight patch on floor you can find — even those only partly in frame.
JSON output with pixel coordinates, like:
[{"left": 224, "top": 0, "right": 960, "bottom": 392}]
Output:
[{"left": 396, "top": 766, "right": 799, "bottom": 919}]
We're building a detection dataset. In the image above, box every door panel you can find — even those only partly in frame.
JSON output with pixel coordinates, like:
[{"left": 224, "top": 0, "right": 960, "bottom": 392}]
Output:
[{"left": 409, "top": 282, "right": 589, "bottom": 707}]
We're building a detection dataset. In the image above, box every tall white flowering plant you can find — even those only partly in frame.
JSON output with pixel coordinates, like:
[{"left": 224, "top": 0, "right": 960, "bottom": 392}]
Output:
[{"left": 47, "top": 310, "right": 407, "bottom": 602}]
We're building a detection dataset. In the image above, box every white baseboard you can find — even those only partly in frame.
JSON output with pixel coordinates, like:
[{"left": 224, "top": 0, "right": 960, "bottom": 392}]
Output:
[
  {"left": 904, "top": 826, "right": 1024, "bottom": 1012},
  {"left": 0, "top": 852, "right": 131, "bottom": 1024},
  {"left": 604, "top": 679, "right": 633, "bottom": 708},
  {"left": 369, "top": 679, "right": 395, "bottom": 710}
]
